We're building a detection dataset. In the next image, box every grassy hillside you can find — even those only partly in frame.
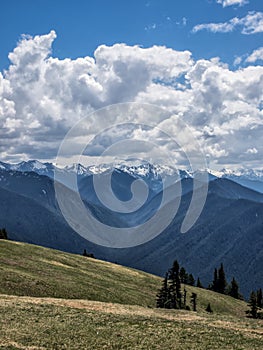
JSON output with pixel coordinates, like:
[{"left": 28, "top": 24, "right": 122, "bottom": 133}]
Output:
[
  {"left": 0, "top": 240, "right": 160, "bottom": 307},
  {"left": 0, "top": 240, "right": 262, "bottom": 349},
  {"left": 0, "top": 240, "right": 252, "bottom": 317}
]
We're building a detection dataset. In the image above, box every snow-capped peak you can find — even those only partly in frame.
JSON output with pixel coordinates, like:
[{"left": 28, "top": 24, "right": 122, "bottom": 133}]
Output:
[
  {"left": 0, "top": 161, "right": 10, "bottom": 170},
  {"left": 1, "top": 159, "right": 263, "bottom": 188},
  {"left": 9, "top": 160, "right": 47, "bottom": 172},
  {"left": 208, "top": 168, "right": 263, "bottom": 181},
  {"left": 64, "top": 163, "right": 90, "bottom": 175}
]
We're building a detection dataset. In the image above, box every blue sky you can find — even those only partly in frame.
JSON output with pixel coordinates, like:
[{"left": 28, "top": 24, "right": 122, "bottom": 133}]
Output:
[
  {"left": 0, "top": 0, "right": 262, "bottom": 169},
  {"left": 0, "top": 0, "right": 262, "bottom": 70}
]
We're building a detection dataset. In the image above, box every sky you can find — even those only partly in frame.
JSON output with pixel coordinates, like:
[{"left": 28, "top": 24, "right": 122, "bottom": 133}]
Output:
[{"left": 0, "top": 0, "right": 262, "bottom": 169}]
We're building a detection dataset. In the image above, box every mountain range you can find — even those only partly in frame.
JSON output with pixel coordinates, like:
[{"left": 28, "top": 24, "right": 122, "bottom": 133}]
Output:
[
  {"left": 1, "top": 159, "right": 263, "bottom": 193},
  {"left": 0, "top": 159, "right": 262, "bottom": 297}
]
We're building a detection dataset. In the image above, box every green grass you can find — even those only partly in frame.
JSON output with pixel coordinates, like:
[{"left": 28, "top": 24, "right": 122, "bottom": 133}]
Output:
[
  {"left": 0, "top": 240, "right": 251, "bottom": 316},
  {"left": 0, "top": 240, "right": 262, "bottom": 349},
  {"left": 0, "top": 240, "right": 160, "bottom": 307}
]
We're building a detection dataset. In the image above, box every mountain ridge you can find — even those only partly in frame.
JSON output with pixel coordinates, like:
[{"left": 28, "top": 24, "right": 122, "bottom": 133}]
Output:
[
  {"left": 0, "top": 160, "right": 262, "bottom": 297},
  {"left": 1, "top": 159, "right": 263, "bottom": 194}
]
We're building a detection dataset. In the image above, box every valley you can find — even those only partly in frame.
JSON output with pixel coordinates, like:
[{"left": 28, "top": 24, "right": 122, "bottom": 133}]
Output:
[{"left": 0, "top": 161, "right": 262, "bottom": 297}]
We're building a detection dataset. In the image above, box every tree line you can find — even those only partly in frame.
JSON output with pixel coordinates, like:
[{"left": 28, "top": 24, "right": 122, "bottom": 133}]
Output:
[{"left": 156, "top": 260, "right": 262, "bottom": 318}]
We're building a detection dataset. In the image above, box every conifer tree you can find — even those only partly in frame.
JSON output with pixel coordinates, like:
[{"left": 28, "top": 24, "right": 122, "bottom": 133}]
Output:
[
  {"left": 206, "top": 303, "right": 213, "bottom": 313},
  {"left": 248, "top": 291, "right": 258, "bottom": 319},
  {"left": 212, "top": 268, "right": 218, "bottom": 292},
  {"left": 168, "top": 260, "right": 182, "bottom": 309},
  {"left": 187, "top": 273, "right": 195, "bottom": 286},
  {"left": 218, "top": 263, "right": 227, "bottom": 294},
  {"left": 168, "top": 267, "right": 177, "bottom": 309},
  {"left": 176, "top": 264, "right": 182, "bottom": 308},
  {"left": 0, "top": 228, "right": 8, "bottom": 239},
  {"left": 257, "top": 288, "right": 263, "bottom": 308},
  {"left": 229, "top": 277, "right": 239, "bottom": 299},
  {"left": 156, "top": 273, "right": 169, "bottom": 308},
  {"left": 156, "top": 260, "right": 200, "bottom": 311},
  {"left": 179, "top": 267, "right": 188, "bottom": 284},
  {"left": 2, "top": 228, "right": 7, "bottom": 239},
  {"left": 183, "top": 288, "right": 187, "bottom": 308},
  {"left": 190, "top": 292, "right": 197, "bottom": 312},
  {"left": 196, "top": 277, "right": 203, "bottom": 288}
]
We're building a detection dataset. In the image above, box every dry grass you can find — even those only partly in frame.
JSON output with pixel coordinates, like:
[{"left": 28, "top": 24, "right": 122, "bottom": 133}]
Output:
[{"left": 0, "top": 294, "right": 262, "bottom": 350}]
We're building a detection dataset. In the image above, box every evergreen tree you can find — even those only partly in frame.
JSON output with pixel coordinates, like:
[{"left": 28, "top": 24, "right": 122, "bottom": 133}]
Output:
[
  {"left": 257, "top": 288, "right": 263, "bottom": 308},
  {"left": 229, "top": 277, "right": 239, "bottom": 299},
  {"left": 183, "top": 288, "right": 187, "bottom": 308},
  {"left": 206, "top": 303, "right": 213, "bottom": 313},
  {"left": 156, "top": 273, "right": 169, "bottom": 308},
  {"left": 168, "top": 267, "right": 177, "bottom": 309},
  {"left": 2, "top": 228, "right": 7, "bottom": 239},
  {"left": 156, "top": 260, "right": 201, "bottom": 311},
  {"left": 187, "top": 273, "right": 195, "bottom": 286},
  {"left": 179, "top": 267, "right": 188, "bottom": 284},
  {"left": 175, "top": 264, "right": 182, "bottom": 308},
  {"left": 248, "top": 291, "right": 258, "bottom": 319},
  {"left": 190, "top": 292, "right": 197, "bottom": 312},
  {"left": 83, "top": 249, "right": 88, "bottom": 257},
  {"left": 82, "top": 249, "right": 95, "bottom": 258},
  {"left": 0, "top": 228, "right": 8, "bottom": 239},
  {"left": 212, "top": 268, "right": 218, "bottom": 292},
  {"left": 196, "top": 277, "right": 203, "bottom": 288},
  {"left": 218, "top": 263, "right": 227, "bottom": 294},
  {"left": 168, "top": 260, "right": 182, "bottom": 309}
]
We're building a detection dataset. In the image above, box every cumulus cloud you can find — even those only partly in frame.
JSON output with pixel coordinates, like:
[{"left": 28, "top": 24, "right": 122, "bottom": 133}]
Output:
[
  {"left": 246, "top": 47, "right": 263, "bottom": 62},
  {"left": 0, "top": 31, "right": 263, "bottom": 169},
  {"left": 216, "top": 0, "right": 249, "bottom": 7},
  {"left": 193, "top": 11, "right": 263, "bottom": 35}
]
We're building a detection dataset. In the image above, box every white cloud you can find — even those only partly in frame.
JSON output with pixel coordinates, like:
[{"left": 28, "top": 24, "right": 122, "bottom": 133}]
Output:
[
  {"left": 216, "top": 0, "right": 249, "bottom": 8},
  {"left": 145, "top": 23, "right": 157, "bottom": 31},
  {"left": 246, "top": 47, "right": 263, "bottom": 63},
  {"left": 0, "top": 31, "right": 263, "bottom": 169},
  {"left": 246, "top": 147, "right": 258, "bottom": 154},
  {"left": 193, "top": 11, "right": 263, "bottom": 35},
  {"left": 240, "top": 12, "right": 263, "bottom": 34},
  {"left": 192, "top": 19, "right": 238, "bottom": 34},
  {"left": 233, "top": 56, "right": 242, "bottom": 66}
]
